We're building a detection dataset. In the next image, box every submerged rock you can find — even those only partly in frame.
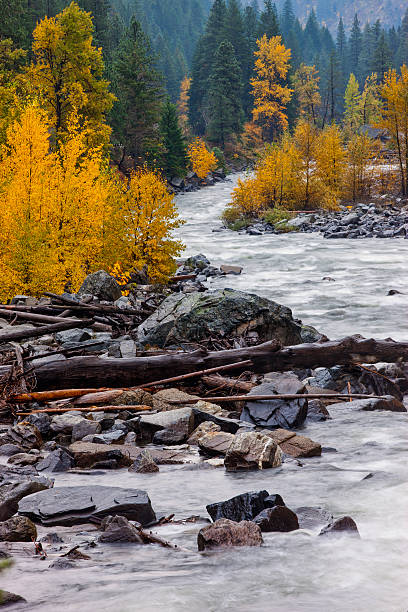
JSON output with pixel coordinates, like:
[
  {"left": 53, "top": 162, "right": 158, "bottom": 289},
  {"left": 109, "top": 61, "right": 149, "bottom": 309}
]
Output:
[
  {"left": 319, "top": 516, "right": 360, "bottom": 537},
  {"left": 329, "top": 396, "right": 406, "bottom": 412},
  {"left": 137, "top": 288, "right": 303, "bottom": 348},
  {"left": 224, "top": 431, "right": 282, "bottom": 471},
  {"left": 19, "top": 485, "right": 156, "bottom": 526},
  {"left": 197, "top": 518, "right": 263, "bottom": 551},
  {"left": 98, "top": 515, "right": 143, "bottom": 543},
  {"left": 253, "top": 506, "right": 299, "bottom": 532},
  {"left": 296, "top": 507, "right": 334, "bottom": 531}
]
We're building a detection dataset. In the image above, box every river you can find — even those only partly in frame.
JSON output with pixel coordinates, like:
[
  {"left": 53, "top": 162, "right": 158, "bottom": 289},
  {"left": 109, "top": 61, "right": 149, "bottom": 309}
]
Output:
[{"left": 4, "top": 176, "right": 408, "bottom": 612}]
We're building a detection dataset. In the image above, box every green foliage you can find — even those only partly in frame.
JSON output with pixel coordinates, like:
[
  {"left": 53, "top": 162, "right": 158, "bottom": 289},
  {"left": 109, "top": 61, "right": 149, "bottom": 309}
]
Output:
[
  {"left": 159, "top": 99, "right": 188, "bottom": 177},
  {"left": 261, "top": 208, "right": 295, "bottom": 224}
]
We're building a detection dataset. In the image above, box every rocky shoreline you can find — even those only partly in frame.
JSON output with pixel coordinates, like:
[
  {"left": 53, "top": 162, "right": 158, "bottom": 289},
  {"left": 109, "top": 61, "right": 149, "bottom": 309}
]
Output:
[{"left": 0, "top": 259, "right": 407, "bottom": 606}]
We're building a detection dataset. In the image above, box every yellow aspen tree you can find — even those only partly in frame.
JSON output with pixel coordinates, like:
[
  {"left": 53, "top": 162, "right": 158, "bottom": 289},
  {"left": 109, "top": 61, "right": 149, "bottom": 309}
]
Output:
[
  {"left": 177, "top": 76, "right": 191, "bottom": 137},
  {"left": 344, "top": 73, "right": 361, "bottom": 136},
  {"left": 292, "top": 64, "right": 321, "bottom": 124},
  {"left": 188, "top": 137, "right": 217, "bottom": 179},
  {"left": 315, "top": 124, "right": 345, "bottom": 208},
  {"left": 381, "top": 66, "right": 408, "bottom": 195},
  {"left": 343, "top": 134, "right": 377, "bottom": 201},
  {"left": 116, "top": 168, "right": 185, "bottom": 283},
  {"left": 251, "top": 35, "right": 292, "bottom": 141},
  {"left": 293, "top": 119, "right": 320, "bottom": 209},
  {"left": 360, "top": 74, "right": 381, "bottom": 125},
  {"left": 28, "top": 1, "right": 115, "bottom": 151}
]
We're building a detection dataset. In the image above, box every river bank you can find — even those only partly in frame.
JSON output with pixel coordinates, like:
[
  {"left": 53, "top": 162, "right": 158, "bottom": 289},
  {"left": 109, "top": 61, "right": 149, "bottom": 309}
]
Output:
[{"left": 1, "top": 176, "right": 408, "bottom": 611}]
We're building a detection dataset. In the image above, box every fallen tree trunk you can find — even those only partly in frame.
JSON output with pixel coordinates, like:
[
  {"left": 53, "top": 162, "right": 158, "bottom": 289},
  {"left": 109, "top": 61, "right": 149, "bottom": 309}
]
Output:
[
  {"left": 201, "top": 375, "right": 255, "bottom": 393},
  {"left": 0, "top": 307, "right": 110, "bottom": 332},
  {"left": 0, "top": 319, "right": 93, "bottom": 345},
  {"left": 4, "top": 336, "right": 408, "bottom": 391}
]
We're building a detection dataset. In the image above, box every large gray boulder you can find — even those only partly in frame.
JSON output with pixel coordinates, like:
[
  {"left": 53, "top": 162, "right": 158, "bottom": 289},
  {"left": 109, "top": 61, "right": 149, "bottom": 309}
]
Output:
[
  {"left": 137, "top": 288, "right": 303, "bottom": 348},
  {"left": 18, "top": 486, "right": 156, "bottom": 526},
  {"left": 241, "top": 382, "right": 308, "bottom": 430},
  {"left": 77, "top": 270, "right": 122, "bottom": 302}
]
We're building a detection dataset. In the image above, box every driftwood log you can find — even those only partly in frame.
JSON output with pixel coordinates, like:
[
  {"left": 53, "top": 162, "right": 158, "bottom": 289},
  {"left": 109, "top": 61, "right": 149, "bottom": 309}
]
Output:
[
  {"left": 4, "top": 336, "right": 408, "bottom": 391},
  {"left": 0, "top": 319, "right": 94, "bottom": 345}
]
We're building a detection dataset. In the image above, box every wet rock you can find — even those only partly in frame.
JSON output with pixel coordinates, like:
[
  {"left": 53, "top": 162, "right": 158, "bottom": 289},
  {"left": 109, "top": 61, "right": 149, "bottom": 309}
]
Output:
[
  {"left": 319, "top": 516, "right": 360, "bottom": 537},
  {"left": 51, "top": 413, "right": 86, "bottom": 435},
  {"left": 264, "top": 494, "right": 286, "bottom": 508},
  {"left": 0, "top": 591, "right": 26, "bottom": 605},
  {"left": 0, "top": 516, "right": 37, "bottom": 542},
  {"left": 128, "top": 450, "right": 159, "bottom": 473},
  {"left": 8, "top": 453, "right": 39, "bottom": 467},
  {"left": 198, "top": 518, "right": 263, "bottom": 551},
  {"left": 36, "top": 448, "right": 74, "bottom": 473},
  {"left": 206, "top": 490, "right": 269, "bottom": 522},
  {"left": 138, "top": 407, "right": 194, "bottom": 443},
  {"left": 0, "top": 444, "right": 23, "bottom": 457},
  {"left": 25, "top": 413, "right": 51, "bottom": 436},
  {"left": 77, "top": 270, "right": 122, "bottom": 302},
  {"left": 41, "top": 532, "right": 64, "bottom": 544},
  {"left": 184, "top": 254, "right": 211, "bottom": 270},
  {"left": 152, "top": 429, "right": 186, "bottom": 445},
  {"left": 241, "top": 382, "right": 308, "bottom": 430},
  {"left": 98, "top": 515, "right": 143, "bottom": 543},
  {"left": 1, "top": 423, "right": 42, "bottom": 451},
  {"left": 306, "top": 399, "right": 331, "bottom": 422},
  {"left": 330, "top": 396, "right": 406, "bottom": 412},
  {"left": 253, "top": 506, "right": 299, "bottom": 532},
  {"left": 19, "top": 485, "right": 156, "bottom": 526},
  {"left": 49, "top": 558, "right": 76, "bottom": 569},
  {"left": 69, "top": 442, "right": 137, "bottom": 468},
  {"left": 152, "top": 388, "right": 198, "bottom": 412},
  {"left": 264, "top": 429, "right": 321, "bottom": 458},
  {"left": 0, "top": 480, "right": 51, "bottom": 521},
  {"left": 187, "top": 422, "right": 221, "bottom": 445},
  {"left": 71, "top": 419, "right": 101, "bottom": 442},
  {"left": 224, "top": 431, "right": 282, "bottom": 471},
  {"left": 198, "top": 431, "right": 235, "bottom": 456},
  {"left": 220, "top": 264, "right": 242, "bottom": 275},
  {"left": 296, "top": 506, "right": 334, "bottom": 530},
  {"left": 137, "top": 288, "right": 303, "bottom": 348}
]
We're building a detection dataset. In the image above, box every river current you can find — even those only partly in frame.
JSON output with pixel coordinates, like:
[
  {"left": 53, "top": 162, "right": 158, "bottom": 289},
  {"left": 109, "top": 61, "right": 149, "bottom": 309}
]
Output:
[{"left": 4, "top": 176, "right": 408, "bottom": 612}]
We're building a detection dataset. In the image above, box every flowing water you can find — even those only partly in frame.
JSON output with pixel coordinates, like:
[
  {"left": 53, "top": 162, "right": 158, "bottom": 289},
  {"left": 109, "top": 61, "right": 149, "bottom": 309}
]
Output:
[{"left": 4, "top": 176, "right": 408, "bottom": 612}]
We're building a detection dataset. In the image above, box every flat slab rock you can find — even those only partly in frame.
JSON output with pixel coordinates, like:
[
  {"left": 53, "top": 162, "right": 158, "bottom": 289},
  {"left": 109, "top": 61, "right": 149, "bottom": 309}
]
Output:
[
  {"left": 262, "top": 428, "right": 322, "bottom": 458},
  {"left": 18, "top": 486, "right": 156, "bottom": 526},
  {"left": 69, "top": 441, "right": 197, "bottom": 467}
]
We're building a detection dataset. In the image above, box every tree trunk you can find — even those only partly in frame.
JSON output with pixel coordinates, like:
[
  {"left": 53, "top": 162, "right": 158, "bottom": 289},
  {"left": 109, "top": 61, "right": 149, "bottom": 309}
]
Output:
[{"left": 4, "top": 336, "right": 408, "bottom": 391}]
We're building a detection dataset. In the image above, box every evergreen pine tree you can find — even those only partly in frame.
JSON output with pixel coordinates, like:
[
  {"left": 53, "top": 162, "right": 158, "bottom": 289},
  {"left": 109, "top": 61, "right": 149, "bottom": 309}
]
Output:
[
  {"left": 258, "top": 0, "right": 280, "bottom": 39},
  {"left": 208, "top": 40, "right": 243, "bottom": 147},
  {"left": 396, "top": 8, "right": 408, "bottom": 68},
  {"left": 111, "top": 17, "right": 164, "bottom": 165},
  {"left": 373, "top": 32, "right": 392, "bottom": 79},
  {"left": 243, "top": 4, "right": 260, "bottom": 116},
  {"left": 349, "top": 14, "right": 362, "bottom": 75},
  {"left": 160, "top": 99, "right": 188, "bottom": 177},
  {"left": 336, "top": 18, "right": 347, "bottom": 81},
  {"left": 281, "top": 0, "right": 295, "bottom": 40},
  {"left": 304, "top": 10, "right": 322, "bottom": 63}
]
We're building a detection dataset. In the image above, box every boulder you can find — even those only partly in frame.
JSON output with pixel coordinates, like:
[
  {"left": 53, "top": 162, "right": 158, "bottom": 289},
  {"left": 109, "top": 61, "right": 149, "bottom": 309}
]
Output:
[
  {"left": 0, "top": 516, "right": 37, "bottom": 542},
  {"left": 296, "top": 506, "right": 334, "bottom": 531},
  {"left": 128, "top": 450, "right": 159, "bottom": 473},
  {"left": 19, "top": 486, "right": 156, "bottom": 526},
  {"left": 138, "top": 407, "right": 194, "bottom": 443},
  {"left": 0, "top": 423, "right": 42, "bottom": 451},
  {"left": 137, "top": 288, "right": 303, "bottom": 348},
  {"left": 184, "top": 254, "right": 211, "bottom": 270},
  {"left": 36, "top": 448, "right": 74, "bottom": 472},
  {"left": 71, "top": 419, "right": 101, "bottom": 442},
  {"left": 198, "top": 518, "right": 263, "bottom": 551},
  {"left": 55, "top": 328, "right": 92, "bottom": 344},
  {"left": 24, "top": 413, "right": 51, "bottom": 436},
  {"left": 262, "top": 372, "right": 305, "bottom": 394},
  {"left": 306, "top": 399, "right": 331, "bottom": 422},
  {"left": 319, "top": 516, "right": 360, "bottom": 537},
  {"left": 224, "top": 431, "right": 282, "bottom": 471},
  {"left": 198, "top": 431, "right": 235, "bottom": 456},
  {"left": 264, "top": 494, "right": 286, "bottom": 508},
  {"left": 91, "top": 430, "right": 126, "bottom": 444},
  {"left": 207, "top": 490, "right": 269, "bottom": 522},
  {"left": 0, "top": 480, "right": 50, "bottom": 521},
  {"left": 220, "top": 264, "right": 242, "bottom": 275},
  {"left": 51, "top": 413, "right": 87, "bottom": 435},
  {"left": 241, "top": 382, "right": 308, "bottom": 430},
  {"left": 187, "top": 422, "right": 221, "bottom": 445},
  {"left": 329, "top": 396, "right": 406, "bottom": 412},
  {"left": 98, "top": 515, "right": 143, "bottom": 543},
  {"left": 263, "top": 429, "right": 321, "bottom": 458},
  {"left": 253, "top": 506, "right": 299, "bottom": 532},
  {"left": 77, "top": 270, "right": 122, "bottom": 302},
  {"left": 0, "top": 591, "right": 26, "bottom": 606},
  {"left": 68, "top": 442, "right": 134, "bottom": 468},
  {"left": 152, "top": 389, "right": 197, "bottom": 412}
]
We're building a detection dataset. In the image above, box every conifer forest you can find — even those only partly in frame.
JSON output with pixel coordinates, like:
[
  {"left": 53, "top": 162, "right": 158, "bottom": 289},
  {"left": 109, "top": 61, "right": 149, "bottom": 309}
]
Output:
[{"left": 1, "top": 1, "right": 408, "bottom": 611}]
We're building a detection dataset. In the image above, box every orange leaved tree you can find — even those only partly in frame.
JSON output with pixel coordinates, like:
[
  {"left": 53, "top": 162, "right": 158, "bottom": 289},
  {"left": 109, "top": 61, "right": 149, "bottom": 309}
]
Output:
[{"left": 188, "top": 137, "right": 217, "bottom": 179}]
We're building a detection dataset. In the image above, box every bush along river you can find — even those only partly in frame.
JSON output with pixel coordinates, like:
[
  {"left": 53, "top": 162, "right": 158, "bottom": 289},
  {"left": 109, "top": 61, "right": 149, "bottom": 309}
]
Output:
[{"left": 1, "top": 174, "right": 408, "bottom": 612}]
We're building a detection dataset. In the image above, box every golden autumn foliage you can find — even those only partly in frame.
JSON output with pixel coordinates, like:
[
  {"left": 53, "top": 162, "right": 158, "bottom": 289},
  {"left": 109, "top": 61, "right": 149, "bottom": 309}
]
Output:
[
  {"left": 0, "top": 105, "right": 185, "bottom": 299},
  {"left": 343, "top": 134, "right": 378, "bottom": 201},
  {"left": 251, "top": 35, "right": 292, "bottom": 140},
  {"left": 314, "top": 124, "right": 345, "bottom": 208},
  {"left": 27, "top": 1, "right": 115, "bottom": 151},
  {"left": 177, "top": 76, "right": 191, "bottom": 137},
  {"left": 114, "top": 169, "right": 185, "bottom": 283},
  {"left": 381, "top": 65, "right": 408, "bottom": 195},
  {"left": 188, "top": 137, "right": 217, "bottom": 179},
  {"left": 292, "top": 64, "right": 321, "bottom": 124}
]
